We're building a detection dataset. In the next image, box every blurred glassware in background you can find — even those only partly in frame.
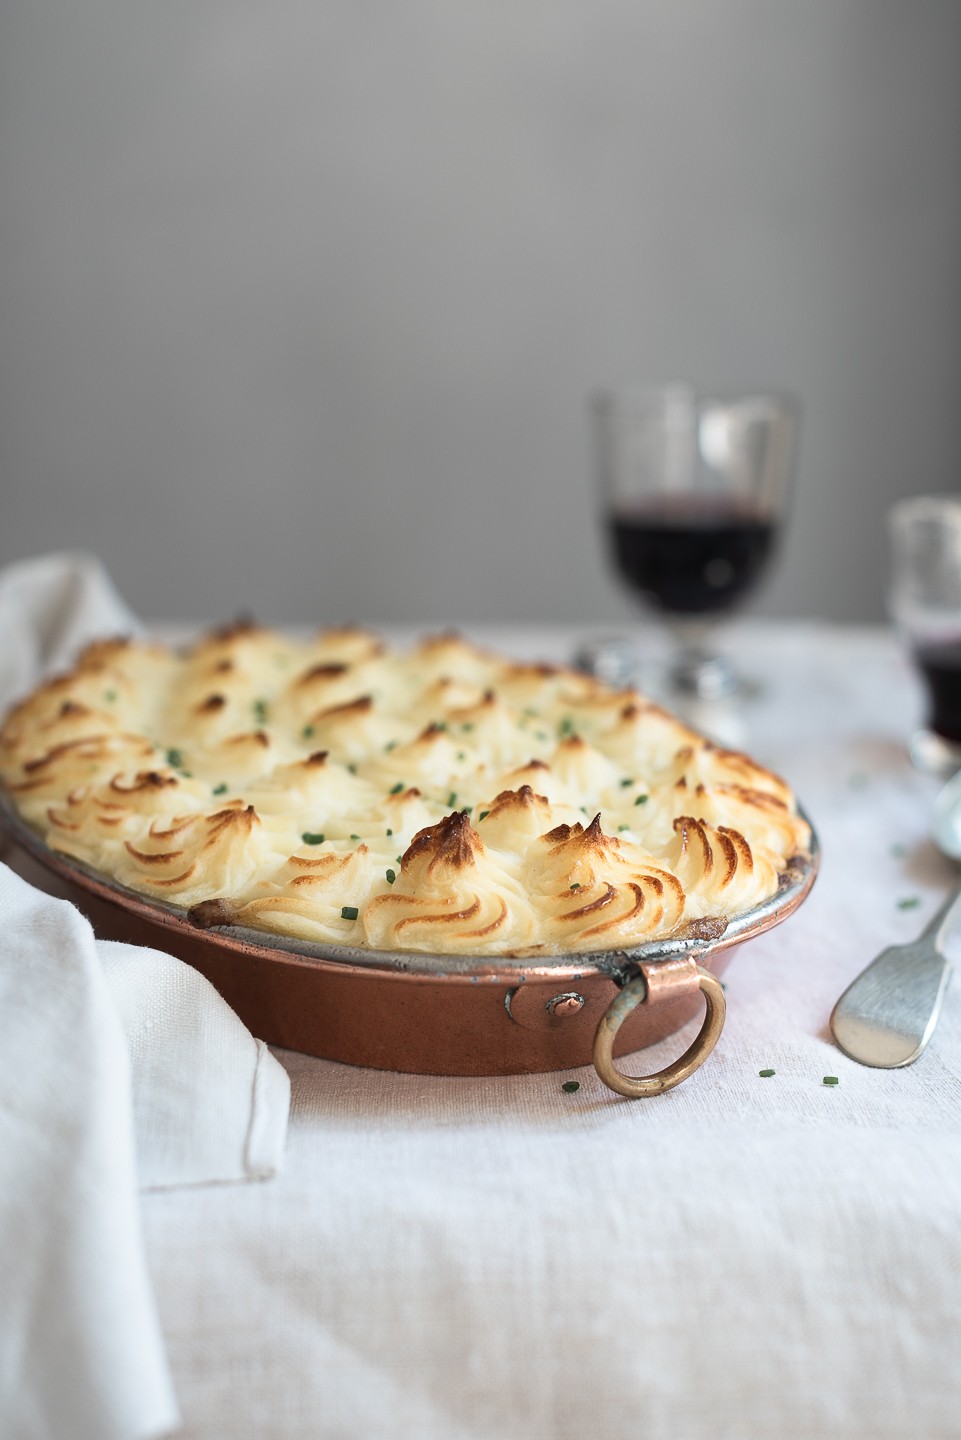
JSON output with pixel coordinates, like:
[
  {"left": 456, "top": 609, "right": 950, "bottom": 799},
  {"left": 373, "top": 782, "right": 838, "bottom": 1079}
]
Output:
[
  {"left": 889, "top": 494, "right": 961, "bottom": 775},
  {"left": 590, "top": 384, "right": 799, "bottom": 712}
]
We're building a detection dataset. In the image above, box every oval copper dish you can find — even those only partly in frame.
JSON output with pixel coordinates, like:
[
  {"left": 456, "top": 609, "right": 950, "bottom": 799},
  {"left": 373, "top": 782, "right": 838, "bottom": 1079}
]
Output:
[{"left": 0, "top": 791, "right": 818, "bottom": 1079}]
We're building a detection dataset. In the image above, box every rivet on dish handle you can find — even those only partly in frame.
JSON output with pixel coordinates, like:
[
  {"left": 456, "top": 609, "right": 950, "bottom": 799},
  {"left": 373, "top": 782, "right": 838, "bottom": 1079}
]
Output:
[{"left": 592, "top": 958, "right": 727, "bottom": 1097}]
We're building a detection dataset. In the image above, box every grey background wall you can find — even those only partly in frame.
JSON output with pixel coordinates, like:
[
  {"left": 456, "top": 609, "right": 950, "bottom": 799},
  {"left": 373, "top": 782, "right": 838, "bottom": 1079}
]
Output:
[{"left": 1, "top": 1, "right": 959, "bottom": 628}]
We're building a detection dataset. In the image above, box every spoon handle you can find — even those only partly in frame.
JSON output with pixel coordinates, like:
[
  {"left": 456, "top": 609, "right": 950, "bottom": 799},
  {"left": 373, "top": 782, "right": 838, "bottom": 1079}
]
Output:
[
  {"left": 918, "top": 878, "right": 961, "bottom": 945},
  {"left": 830, "top": 888, "right": 958, "bottom": 1069}
]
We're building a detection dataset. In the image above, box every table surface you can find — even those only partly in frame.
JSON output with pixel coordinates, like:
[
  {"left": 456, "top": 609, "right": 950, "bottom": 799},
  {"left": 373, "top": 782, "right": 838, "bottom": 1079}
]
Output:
[{"left": 138, "top": 621, "right": 961, "bottom": 1440}]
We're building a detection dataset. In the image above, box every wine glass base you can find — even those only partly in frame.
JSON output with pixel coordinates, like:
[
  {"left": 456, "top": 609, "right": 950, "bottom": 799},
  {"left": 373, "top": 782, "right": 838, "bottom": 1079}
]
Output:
[{"left": 666, "top": 651, "right": 761, "bottom": 704}]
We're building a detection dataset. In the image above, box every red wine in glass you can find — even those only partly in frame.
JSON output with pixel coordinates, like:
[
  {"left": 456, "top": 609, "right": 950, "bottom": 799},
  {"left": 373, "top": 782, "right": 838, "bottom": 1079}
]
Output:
[
  {"left": 607, "top": 497, "right": 778, "bottom": 616},
  {"left": 913, "top": 639, "right": 961, "bottom": 744}
]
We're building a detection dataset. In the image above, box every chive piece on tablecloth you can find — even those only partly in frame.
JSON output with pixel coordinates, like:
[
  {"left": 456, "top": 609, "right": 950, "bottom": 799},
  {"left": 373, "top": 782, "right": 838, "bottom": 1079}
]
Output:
[
  {"left": 897, "top": 896, "right": 921, "bottom": 910},
  {"left": 341, "top": 905, "right": 359, "bottom": 921},
  {"left": 758, "top": 1068, "right": 776, "bottom": 1078},
  {"left": 302, "top": 832, "right": 325, "bottom": 846},
  {"left": 561, "top": 1080, "right": 580, "bottom": 1093},
  {"left": 822, "top": 1075, "right": 839, "bottom": 1086}
]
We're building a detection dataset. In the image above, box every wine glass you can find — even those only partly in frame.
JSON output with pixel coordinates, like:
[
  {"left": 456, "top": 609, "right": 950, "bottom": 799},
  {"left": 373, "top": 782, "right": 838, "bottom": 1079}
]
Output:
[
  {"left": 888, "top": 494, "right": 961, "bottom": 775},
  {"left": 591, "top": 383, "right": 799, "bottom": 703}
]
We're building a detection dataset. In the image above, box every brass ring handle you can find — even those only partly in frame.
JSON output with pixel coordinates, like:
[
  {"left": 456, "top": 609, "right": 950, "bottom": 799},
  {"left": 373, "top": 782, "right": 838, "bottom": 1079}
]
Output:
[{"left": 592, "top": 964, "right": 727, "bottom": 1098}]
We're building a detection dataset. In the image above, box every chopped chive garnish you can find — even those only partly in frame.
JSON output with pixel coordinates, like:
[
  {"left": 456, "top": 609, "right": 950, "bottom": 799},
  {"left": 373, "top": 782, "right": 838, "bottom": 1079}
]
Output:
[
  {"left": 389, "top": 782, "right": 404, "bottom": 794},
  {"left": 457, "top": 750, "right": 466, "bottom": 761},
  {"left": 302, "top": 832, "right": 325, "bottom": 845},
  {"left": 385, "top": 740, "right": 398, "bottom": 752},
  {"left": 461, "top": 722, "right": 475, "bottom": 732},
  {"left": 561, "top": 1080, "right": 580, "bottom": 1093},
  {"left": 897, "top": 896, "right": 921, "bottom": 910},
  {"left": 461, "top": 805, "right": 473, "bottom": 815},
  {"left": 386, "top": 827, "right": 393, "bottom": 836},
  {"left": 165, "top": 748, "right": 183, "bottom": 768},
  {"left": 252, "top": 699, "right": 268, "bottom": 724},
  {"left": 822, "top": 1075, "right": 839, "bottom": 1086},
  {"left": 758, "top": 1068, "right": 776, "bottom": 1078},
  {"left": 341, "top": 905, "right": 359, "bottom": 921},
  {"left": 212, "top": 782, "right": 229, "bottom": 795},
  {"left": 180, "top": 770, "right": 193, "bottom": 778},
  {"left": 350, "top": 834, "right": 360, "bottom": 841},
  {"left": 569, "top": 882, "right": 581, "bottom": 891},
  {"left": 535, "top": 731, "right": 548, "bottom": 741},
  {"left": 396, "top": 855, "right": 403, "bottom": 864},
  {"left": 386, "top": 868, "right": 396, "bottom": 884},
  {"left": 618, "top": 825, "right": 629, "bottom": 832},
  {"left": 620, "top": 777, "right": 634, "bottom": 788},
  {"left": 558, "top": 717, "right": 575, "bottom": 737},
  {"left": 447, "top": 791, "right": 457, "bottom": 807},
  {"left": 478, "top": 810, "right": 490, "bottom": 821},
  {"left": 347, "top": 763, "right": 357, "bottom": 775},
  {"left": 634, "top": 794, "right": 649, "bottom": 806},
  {"left": 104, "top": 689, "right": 117, "bottom": 702},
  {"left": 302, "top": 724, "right": 315, "bottom": 739}
]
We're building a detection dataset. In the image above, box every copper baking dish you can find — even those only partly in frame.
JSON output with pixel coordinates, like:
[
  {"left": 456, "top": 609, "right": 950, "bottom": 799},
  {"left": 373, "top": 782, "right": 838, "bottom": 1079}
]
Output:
[{"left": 0, "top": 791, "right": 818, "bottom": 1095}]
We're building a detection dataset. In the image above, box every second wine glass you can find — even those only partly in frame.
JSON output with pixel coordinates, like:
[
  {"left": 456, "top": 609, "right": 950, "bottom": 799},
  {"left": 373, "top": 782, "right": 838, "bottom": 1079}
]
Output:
[{"left": 592, "top": 384, "right": 798, "bottom": 702}]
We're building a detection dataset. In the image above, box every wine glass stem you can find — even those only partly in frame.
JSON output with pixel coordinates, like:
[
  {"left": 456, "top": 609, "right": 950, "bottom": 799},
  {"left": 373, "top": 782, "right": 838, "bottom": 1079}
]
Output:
[{"left": 665, "top": 618, "right": 736, "bottom": 700}]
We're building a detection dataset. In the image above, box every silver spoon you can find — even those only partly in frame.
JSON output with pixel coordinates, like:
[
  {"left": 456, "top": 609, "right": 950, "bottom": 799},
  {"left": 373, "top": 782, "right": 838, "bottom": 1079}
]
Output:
[{"left": 830, "top": 775, "right": 960, "bottom": 1068}]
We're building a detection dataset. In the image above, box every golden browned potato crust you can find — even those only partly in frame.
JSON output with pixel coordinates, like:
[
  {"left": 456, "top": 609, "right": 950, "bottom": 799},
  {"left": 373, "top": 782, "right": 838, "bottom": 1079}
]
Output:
[{"left": 0, "top": 626, "right": 810, "bottom": 955}]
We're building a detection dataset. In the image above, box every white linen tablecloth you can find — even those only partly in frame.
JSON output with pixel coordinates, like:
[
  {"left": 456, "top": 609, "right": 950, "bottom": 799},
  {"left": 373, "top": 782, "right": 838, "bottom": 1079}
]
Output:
[{"left": 129, "top": 621, "right": 960, "bottom": 1440}]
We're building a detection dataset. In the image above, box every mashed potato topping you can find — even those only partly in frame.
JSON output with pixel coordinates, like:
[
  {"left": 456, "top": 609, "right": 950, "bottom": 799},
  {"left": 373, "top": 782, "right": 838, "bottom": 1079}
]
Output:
[{"left": 0, "top": 623, "right": 810, "bottom": 955}]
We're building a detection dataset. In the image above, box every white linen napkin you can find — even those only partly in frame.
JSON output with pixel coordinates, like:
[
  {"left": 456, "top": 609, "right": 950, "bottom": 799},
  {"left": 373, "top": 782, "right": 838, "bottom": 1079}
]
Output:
[
  {"left": 0, "top": 549, "right": 144, "bottom": 705},
  {"left": 0, "top": 553, "right": 292, "bottom": 1440},
  {"left": 0, "top": 865, "right": 180, "bottom": 1440}
]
